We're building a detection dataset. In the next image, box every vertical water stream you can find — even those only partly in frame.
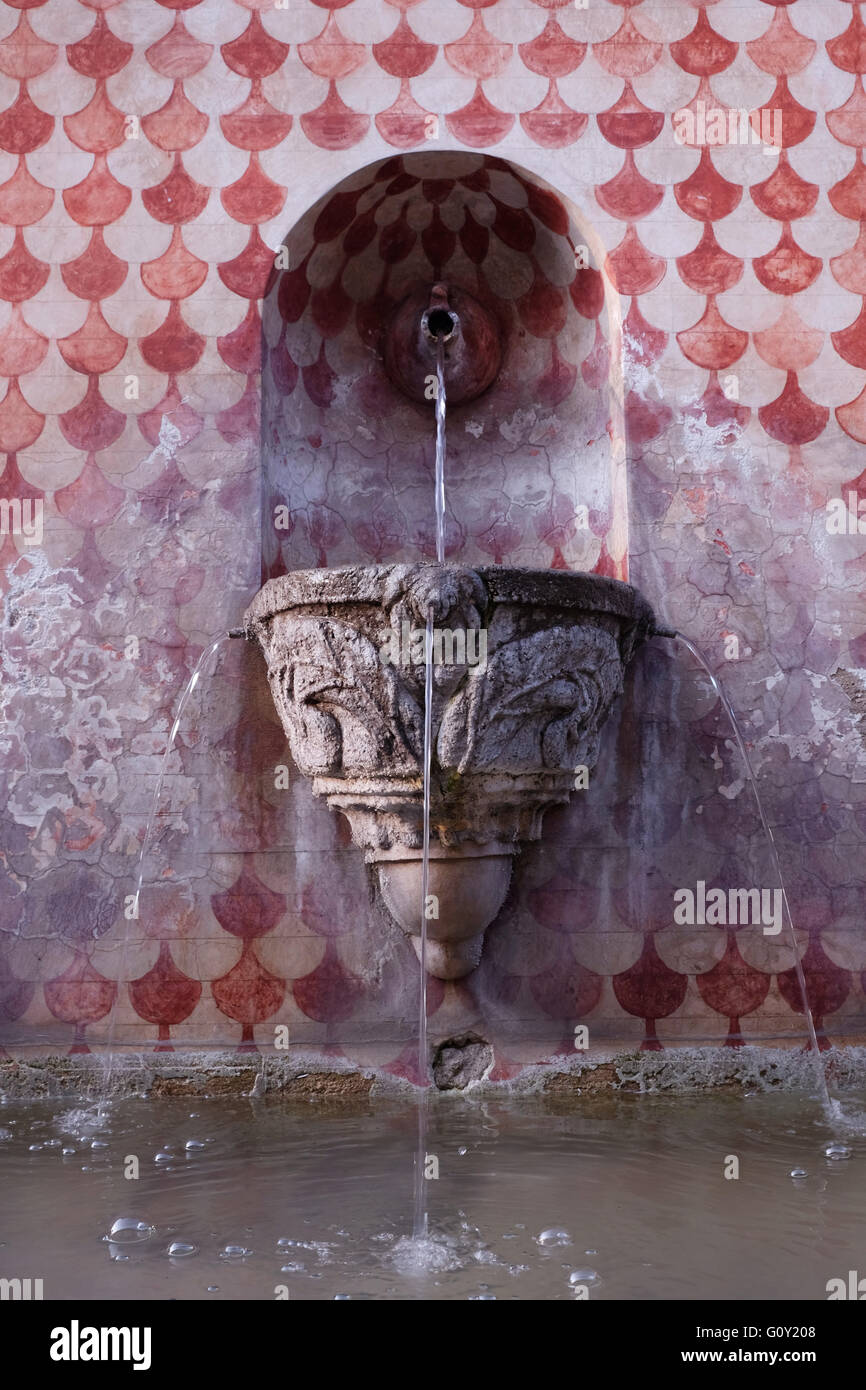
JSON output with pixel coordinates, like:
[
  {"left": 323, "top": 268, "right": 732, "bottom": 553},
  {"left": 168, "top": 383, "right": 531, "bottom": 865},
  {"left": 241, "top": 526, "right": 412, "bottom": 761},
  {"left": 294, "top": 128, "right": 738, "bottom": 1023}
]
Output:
[{"left": 412, "top": 341, "right": 447, "bottom": 1240}]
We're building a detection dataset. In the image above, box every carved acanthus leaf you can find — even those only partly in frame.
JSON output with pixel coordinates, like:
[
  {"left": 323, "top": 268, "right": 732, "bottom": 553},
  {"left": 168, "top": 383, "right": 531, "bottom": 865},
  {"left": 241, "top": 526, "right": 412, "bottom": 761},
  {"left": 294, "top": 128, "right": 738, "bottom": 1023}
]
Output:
[
  {"left": 269, "top": 617, "right": 423, "bottom": 776},
  {"left": 437, "top": 626, "right": 622, "bottom": 774}
]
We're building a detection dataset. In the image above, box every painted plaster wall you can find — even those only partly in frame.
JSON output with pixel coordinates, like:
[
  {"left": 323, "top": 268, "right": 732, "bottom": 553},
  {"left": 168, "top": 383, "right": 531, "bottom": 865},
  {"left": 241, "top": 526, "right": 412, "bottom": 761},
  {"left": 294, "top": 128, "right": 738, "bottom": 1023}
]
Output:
[{"left": 1, "top": 0, "right": 865, "bottom": 1074}]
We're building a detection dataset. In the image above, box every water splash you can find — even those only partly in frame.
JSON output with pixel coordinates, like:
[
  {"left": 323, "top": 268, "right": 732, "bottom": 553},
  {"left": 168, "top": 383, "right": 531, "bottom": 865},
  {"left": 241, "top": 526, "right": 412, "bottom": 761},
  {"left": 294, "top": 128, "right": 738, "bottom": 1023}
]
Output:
[
  {"left": 391, "top": 1232, "right": 463, "bottom": 1275},
  {"left": 99, "top": 634, "right": 232, "bottom": 1108},
  {"left": 675, "top": 634, "right": 831, "bottom": 1112}
]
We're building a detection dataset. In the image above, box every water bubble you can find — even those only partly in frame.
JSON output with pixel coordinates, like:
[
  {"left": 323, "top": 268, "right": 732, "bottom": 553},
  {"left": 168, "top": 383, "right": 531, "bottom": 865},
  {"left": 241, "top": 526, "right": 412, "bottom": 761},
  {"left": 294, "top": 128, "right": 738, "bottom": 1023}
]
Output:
[
  {"left": 62, "top": 1148, "right": 75, "bottom": 1157},
  {"left": 0, "top": 1128, "right": 11, "bottom": 1141},
  {"left": 470, "top": 1293, "right": 496, "bottom": 1300},
  {"left": 107, "top": 1218, "right": 155, "bottom": 1245},
  {"left": 570, "top": 1269, "right": 600, "bottom": 1285},
  {"left": 789, "top": 1167, "right": 808, "bottom": 1179},
  {"left": 90, "top": 1140, "right": 107, "bottom": 1150},
  {"left": 43, "top": 1139, "right": 61, "bottom": 1148},
  {"left": 537, "top": 1228, "right": 571, "bottom": 1247},
  {"left": 155, "top": 1151, "right": 173, "bottom": 1164},
  {"left": 167, "top": 1241, "right": 198, "bottom": 1258},
  {"left": 184, "top": 1140, "right": 205, "bottom": 1151},
  {"left": 207, "top": 1286, "right": 218, "bottom": 1293},
  {"left": 334, "top": 1293, "right": 351, "bottom": 1300},
  {"left": 280, "top": 1262, "right": 305, "bottom": 1274},
  {"left": 825, "top": 1143, "right": 853, "bottom": 1161},
  {"left": 458, "top": 1146, "right": 468, "bottom": 1156},
  {"left": 28, "top": 1143, "right": 42, "bottom": 1152},
  {"left": 219, "top": 1245, "right": 253, "bottom": 1259}
]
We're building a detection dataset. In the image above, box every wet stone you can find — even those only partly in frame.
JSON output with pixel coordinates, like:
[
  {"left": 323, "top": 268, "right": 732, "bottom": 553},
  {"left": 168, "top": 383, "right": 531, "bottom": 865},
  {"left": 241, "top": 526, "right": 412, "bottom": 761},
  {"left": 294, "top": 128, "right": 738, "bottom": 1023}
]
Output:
[{"left": 432, "top": 1035, "right": 494, "bottom": 1091}]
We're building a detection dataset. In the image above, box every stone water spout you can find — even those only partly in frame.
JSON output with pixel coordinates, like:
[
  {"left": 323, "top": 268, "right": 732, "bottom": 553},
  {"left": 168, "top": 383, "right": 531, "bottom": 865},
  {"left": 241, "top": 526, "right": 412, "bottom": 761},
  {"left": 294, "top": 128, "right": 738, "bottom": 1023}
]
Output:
[
  {"left": 382, "top": 282, "right": 502, "bottom": 405},
  {"left": 244, "top": 564, "right": 660, "bottom": 979}
]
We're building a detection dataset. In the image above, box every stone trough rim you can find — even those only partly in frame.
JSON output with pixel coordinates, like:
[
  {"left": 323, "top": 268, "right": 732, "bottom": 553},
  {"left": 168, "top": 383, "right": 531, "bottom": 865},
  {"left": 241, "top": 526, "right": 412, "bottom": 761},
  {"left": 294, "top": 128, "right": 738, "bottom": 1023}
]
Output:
[{"left": 243, "top": 562, "right": 660, "bottom": 639}]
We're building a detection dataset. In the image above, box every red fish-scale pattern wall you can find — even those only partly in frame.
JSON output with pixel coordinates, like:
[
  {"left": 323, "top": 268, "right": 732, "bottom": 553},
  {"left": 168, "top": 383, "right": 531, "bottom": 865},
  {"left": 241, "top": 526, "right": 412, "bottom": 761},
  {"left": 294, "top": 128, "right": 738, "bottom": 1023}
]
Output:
[{"left": 1, "top": 0, "right": 865, "bottom": 1070}]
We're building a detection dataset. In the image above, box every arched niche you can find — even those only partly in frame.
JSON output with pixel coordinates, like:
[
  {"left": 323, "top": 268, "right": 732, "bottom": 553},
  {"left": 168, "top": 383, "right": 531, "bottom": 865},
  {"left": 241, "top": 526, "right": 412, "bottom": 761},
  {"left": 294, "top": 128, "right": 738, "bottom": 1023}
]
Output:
[{"left": 261, "top": 151, "right": 627, "bottom": 582}]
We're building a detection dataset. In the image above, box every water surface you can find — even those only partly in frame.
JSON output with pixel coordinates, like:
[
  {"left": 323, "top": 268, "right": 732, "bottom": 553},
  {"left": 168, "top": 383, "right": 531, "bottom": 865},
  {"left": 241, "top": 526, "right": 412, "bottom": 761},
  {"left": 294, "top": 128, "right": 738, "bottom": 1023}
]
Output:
[{"left": 0, "top": 1091, "right": 861, "bottom": 1301}]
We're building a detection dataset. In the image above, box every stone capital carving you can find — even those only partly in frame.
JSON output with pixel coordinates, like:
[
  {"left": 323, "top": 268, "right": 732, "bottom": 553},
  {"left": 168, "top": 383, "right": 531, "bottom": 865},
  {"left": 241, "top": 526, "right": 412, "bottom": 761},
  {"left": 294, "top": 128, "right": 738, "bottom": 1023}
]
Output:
[{"left": 245, "top": 563, "right": 656, "bottom": 976}]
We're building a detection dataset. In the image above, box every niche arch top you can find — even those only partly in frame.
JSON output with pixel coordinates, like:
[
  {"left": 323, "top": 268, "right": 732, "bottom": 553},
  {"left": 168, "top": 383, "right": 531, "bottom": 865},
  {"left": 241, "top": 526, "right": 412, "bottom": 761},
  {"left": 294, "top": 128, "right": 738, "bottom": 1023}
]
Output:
[{"left": 262, "top": 152, "right": 627, "bottom": 581}]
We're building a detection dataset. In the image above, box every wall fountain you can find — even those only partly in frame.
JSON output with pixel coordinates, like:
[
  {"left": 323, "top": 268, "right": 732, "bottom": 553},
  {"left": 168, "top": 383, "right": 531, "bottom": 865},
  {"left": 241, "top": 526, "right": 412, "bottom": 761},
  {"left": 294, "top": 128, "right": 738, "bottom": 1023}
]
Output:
[{"left": 245, "top": 283, "right": 666, "bottom": 980}]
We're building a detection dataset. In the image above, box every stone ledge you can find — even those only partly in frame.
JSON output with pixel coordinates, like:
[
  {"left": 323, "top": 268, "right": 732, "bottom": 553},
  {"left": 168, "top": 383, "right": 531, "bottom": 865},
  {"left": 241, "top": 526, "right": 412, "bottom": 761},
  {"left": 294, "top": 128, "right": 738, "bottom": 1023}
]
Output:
[{"left": 1, "top": 1043, "right": 864, "bottom": 1100}]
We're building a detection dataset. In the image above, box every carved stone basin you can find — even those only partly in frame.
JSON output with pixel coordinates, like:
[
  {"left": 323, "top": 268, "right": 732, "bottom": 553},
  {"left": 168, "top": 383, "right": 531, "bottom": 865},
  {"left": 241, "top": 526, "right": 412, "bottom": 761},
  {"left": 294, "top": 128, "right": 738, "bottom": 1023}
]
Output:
[{"left": 244, "top": 564, "right": 658, "bottom": 979}]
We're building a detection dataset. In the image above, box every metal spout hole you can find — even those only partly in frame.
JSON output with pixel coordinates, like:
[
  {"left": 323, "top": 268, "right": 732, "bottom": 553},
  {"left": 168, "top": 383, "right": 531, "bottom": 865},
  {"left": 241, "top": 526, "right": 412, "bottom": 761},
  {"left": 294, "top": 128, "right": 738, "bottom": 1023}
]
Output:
[{"left": 423, "top": 308, "right": 456, "bottom": 342}]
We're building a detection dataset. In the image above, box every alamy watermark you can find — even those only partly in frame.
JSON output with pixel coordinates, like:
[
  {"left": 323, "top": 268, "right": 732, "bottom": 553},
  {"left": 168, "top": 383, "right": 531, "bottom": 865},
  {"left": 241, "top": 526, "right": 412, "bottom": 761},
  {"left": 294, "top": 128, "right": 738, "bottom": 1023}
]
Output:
[
  {"left": 0, "top": 497, "right": 42, "bottom": 546},
  {"left": 49, "top": 1321, "right": 151, "bottom": 1371},
  {"left": 379, "top": 622, "right": 487, "bottom": 670},
  {"left": 0, "top": 1276, "right": 43, "bottom": 1299},
  {"left": 674, "top": 881, "right": 782, "bottom": 935},
  {"left": 825, "top": 493, "right": 866, "bottom": 535},
  {"left": 673, "top": 102, "right": 782, "bottom": 154},
  {"left": 827, "top": 1270, "right": 866, "bottom": 1299}
]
